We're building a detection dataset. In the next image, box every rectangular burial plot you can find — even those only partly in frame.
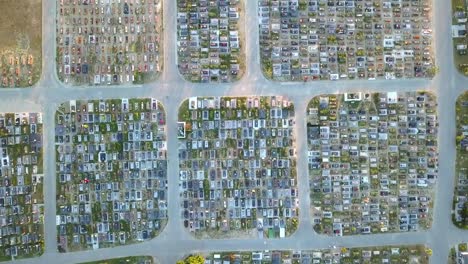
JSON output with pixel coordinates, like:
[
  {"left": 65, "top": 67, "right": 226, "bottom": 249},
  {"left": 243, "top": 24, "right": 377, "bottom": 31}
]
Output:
[
  {"left": 178, "top": 96, "right": 298, "bottom": 239},
  {"left": 180, "top": 245, "right": 431, "bottom": 263},
  {"left": 0, "top": 113, "right": 44, "bottom": 260},
  {"left": 55, "top": 99, "right": 167, "bottom": 252},
  {"left": 177, "top": 0, "right": 245, "bottom": 83},
  {"left": 453, "top": 91, "right": 468, "bottom": 229},
  {"left": 57, "top": 0, "right": 163, "bottom": 86},
  {"left": 258, "top": 0, "right": 435, "bottom": 81},
  {"left": 0, "top": 0, "right": 42, "bottom": 87},
  {"left": 307, "top": 92, "right": 438, "bottom": 235}
]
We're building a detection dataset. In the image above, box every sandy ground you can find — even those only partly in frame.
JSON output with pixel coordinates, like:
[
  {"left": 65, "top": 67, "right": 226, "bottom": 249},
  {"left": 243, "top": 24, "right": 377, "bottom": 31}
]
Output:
[
  {"left": 0, "top": 0, "right": 42, "bottom": 86},
  {"left": 0, "top": 0, "right": 41, "bottom": 50}
]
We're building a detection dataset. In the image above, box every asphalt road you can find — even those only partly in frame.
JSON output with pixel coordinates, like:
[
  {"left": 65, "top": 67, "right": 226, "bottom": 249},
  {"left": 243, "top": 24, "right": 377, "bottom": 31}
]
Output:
[{"left": 0, "top": 0, "right": 466, "bottom": 263}]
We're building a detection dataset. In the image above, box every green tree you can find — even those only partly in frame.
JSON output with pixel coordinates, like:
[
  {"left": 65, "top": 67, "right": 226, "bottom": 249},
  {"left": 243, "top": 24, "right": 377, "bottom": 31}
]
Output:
[
  {"left": 135, "top": 36, "right": 143, "bottom": 52},
  {"left": 426, "top": 66, "right": 439, "bottom": 77},
  {"left": 459, "top": 242, "right": 467, "bottom": 252},
  {"left": 180, "top": 255, "right": 205, "bottom": 264},
  {"left": 299, "top": 0, "right": 307, "bottom": 10},
  {"left": 313, "top": 223, "right": 323, "bottom": 233},
  {"left": 327, "top": 35, "right": 337, "bottom": 44},
  {"left": 203, "top": 179, "right": 210, "bottom": 198},
  {"left": 262, "top": 60, "right": 273, "bottom": 78}
]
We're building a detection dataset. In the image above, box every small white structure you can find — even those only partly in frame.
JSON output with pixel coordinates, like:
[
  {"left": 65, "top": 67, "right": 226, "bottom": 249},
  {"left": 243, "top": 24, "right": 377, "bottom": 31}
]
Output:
[
  {"left": 189, "top": 97, "right": 198, "bottom": 110},
  {"left": 344, "top": 93, "right": 362, "bottom": 102},
  {"left": 452, "top": 24, "right": 467, "bottom": 38},
  {"left": 387, "top": 92, "right": 398, "bottom": 104},
  {"left": 457, "top": 44, "right": 467, "bottom": 51}
]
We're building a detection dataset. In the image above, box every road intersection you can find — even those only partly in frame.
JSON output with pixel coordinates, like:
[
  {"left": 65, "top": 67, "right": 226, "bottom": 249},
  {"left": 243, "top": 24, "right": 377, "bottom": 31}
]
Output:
[{"left": 0, "top": 0, "right": 466, "bottom": 263}]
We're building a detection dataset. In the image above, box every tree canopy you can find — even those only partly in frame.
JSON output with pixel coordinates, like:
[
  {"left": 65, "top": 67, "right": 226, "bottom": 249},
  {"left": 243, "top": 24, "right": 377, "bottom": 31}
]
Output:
[{"left": 178, "top": 255, "right": 205, "bottom": 264}]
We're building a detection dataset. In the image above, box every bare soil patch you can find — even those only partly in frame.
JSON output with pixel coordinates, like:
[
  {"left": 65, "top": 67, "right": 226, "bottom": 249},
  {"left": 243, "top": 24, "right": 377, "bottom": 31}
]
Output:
[{"left": 0, "top": 0, "right": 42, "bottom": 87}]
